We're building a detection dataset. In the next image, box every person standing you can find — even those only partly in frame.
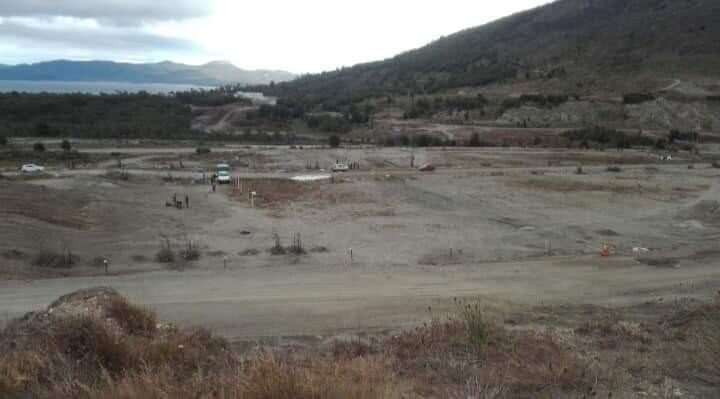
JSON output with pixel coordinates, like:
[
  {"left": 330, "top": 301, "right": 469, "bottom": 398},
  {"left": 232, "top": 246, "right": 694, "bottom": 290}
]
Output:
[{"left": 185, "top": 195, "right": 189, "bottom": 209}]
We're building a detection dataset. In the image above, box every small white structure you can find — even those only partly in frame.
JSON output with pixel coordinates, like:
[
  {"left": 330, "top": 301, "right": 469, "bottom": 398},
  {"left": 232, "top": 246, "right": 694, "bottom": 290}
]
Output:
[
  {"left": 291, "top": 174, "right": 332, "bottom": 182},
  {"left": 235, "top": 92, "right": 277, "bottom": 105}
]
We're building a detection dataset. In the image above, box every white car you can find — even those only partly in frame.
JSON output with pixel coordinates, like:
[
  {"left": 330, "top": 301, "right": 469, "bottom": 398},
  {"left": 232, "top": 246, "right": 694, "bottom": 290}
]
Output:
[
  {"left": 217, "top": 170, "right": 231, "bottom": 184},
  {"left": 331, "top": 162, "right": 349, "bottom": 172},
  {"left": 20, "top": 164, "right": 45, "bottom": 173}
]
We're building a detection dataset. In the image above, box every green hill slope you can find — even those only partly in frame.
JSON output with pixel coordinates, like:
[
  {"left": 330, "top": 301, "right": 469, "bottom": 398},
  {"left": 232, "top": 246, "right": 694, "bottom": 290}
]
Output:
[{"left": 266, "top": 0, "right": 720, "bottom": 99}]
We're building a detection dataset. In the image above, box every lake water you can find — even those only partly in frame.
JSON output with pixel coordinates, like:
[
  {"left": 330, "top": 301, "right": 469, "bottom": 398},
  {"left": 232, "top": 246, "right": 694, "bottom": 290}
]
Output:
[{"left": 0, "top": 80, "right": 215, "bottom": 94}]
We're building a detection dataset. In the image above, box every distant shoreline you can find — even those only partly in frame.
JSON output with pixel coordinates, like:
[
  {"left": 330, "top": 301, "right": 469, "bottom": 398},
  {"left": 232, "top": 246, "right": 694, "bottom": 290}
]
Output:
[{"left": 0, "top": 80, "right": 216, "bottom": 94}]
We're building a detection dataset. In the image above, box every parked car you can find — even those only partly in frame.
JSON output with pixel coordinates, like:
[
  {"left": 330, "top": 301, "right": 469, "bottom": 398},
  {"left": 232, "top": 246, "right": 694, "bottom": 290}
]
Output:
[
  {"left": 20, "top": 164, "right": 45, "bottom": 173},
  {"left": 418, "top": 163, "right": 436, "bottom": 172},
  {"left": 216, "top": 163, "right": 231, "bottom": 184},
  {"left": 332, "top": 161, "right": 349, "bottom": 172}
]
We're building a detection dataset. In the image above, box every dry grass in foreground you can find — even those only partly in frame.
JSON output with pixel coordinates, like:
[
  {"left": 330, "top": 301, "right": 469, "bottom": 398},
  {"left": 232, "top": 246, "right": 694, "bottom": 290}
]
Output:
[{"left": 2, "top": 289, "right": 719, "bottom": 398}]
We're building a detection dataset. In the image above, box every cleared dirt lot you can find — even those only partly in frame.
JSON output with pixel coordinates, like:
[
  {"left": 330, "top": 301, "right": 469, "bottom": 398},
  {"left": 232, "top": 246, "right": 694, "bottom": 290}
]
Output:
[{"left": 2, "top": 146, "right": 720, "bottom": 341}]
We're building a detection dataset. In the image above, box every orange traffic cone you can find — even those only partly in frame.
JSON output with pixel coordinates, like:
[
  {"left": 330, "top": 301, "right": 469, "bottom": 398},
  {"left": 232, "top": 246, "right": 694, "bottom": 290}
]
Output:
[{"left": 601, "top": 243, "right": 612, "bottom": 257}]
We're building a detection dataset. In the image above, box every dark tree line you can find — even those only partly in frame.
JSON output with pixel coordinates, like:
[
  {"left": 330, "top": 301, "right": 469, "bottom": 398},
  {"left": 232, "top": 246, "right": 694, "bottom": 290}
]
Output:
[
  {"left": 0, "top": 92, "right": 192, "bottom": 139},
  {"left": 563, "top": 126, "right": 656, "bottom": 149}
]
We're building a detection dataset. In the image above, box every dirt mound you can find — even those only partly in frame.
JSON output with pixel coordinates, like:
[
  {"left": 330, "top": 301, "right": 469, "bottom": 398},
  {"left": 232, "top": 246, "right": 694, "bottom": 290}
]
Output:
[
  {"left": 681, "top": 200, "right": 720, "bottom": 225},
  {"left": 0, "top": 182, "right": 93, "bottom": 229},
  {"left": 0, "top": 288, "right": 230, "bottom": 398},
  {"left": 3, "top": 287, "right": 154, "bottom": 338}
]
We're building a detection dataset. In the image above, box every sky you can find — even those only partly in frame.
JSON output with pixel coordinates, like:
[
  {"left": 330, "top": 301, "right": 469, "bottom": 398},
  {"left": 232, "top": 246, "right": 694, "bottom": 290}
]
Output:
[{"left": 0, "top": 0, "right": 553, "bottom": 74}]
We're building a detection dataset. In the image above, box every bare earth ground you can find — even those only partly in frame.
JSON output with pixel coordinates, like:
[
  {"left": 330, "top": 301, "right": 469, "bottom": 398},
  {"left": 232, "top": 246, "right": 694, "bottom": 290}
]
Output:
[{"left": 1, "top": 146, "right": 720, "bottom": 344}]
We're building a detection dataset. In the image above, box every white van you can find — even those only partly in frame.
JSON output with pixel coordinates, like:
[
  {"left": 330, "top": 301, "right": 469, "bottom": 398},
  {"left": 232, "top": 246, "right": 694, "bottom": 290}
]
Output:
[{"left": 216, "top": 163, "right": 231, "bottom": 184}]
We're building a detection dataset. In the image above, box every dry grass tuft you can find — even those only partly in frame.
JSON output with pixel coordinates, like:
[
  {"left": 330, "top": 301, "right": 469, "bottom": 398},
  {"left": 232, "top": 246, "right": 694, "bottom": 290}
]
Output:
[
  {"left": 575, "top": 314, "right": 652, "bottom": 350},
  {"left": 155, "top": 238, "right": 175, "bottom": 263},
  {"left": 106, "top": 295, "right": 157, "bottom": 337},
  {"left": 52, "top": 316, "right": 131, "bottom": 375},
  {"left": 237, "top": 352, "right": 397, "bottom": 399}
]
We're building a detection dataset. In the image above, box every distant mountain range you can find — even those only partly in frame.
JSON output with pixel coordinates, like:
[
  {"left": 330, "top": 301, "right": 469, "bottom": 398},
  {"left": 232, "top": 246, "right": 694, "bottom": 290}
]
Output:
[{"left": 0, "top": 60, "right": 296, "bottom": 86}]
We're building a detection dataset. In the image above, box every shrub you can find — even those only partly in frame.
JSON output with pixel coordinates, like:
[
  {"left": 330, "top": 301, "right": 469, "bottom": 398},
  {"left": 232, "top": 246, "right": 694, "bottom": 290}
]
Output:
[
  {"left": 443, "top": 94, "right": 488, "bottom": 110},
  {"left": 156, "top": 238, "right": 175, "bottom": 263},
  {"left": 60, "top": 139, "right": 72, "bottom": 151},
  {"left": 307, "top": 115, "right": 352, "bottom": 133},
  {"left": 33, "top": 142, "right": 45, "bottom": 152},
  {"left": 32, "top": 250, "right": 75, "bottom": 268},
  {"left": 565, "top": 126, "right": 653, "bottom": 148},
  {"left": 288, "top": 233, "right": 305, "bottom": 255},
  {"left": 328, "top": 134, "right": 341, "bottom": 148},
  {"left": 0, "top": 136, "right": 7, "bottom": 146},
  {"left": 53, "top": 316, "right": 130, "bottom": 375},
  {"left": 712, "top": 161, "right": 720, "bottom": 169},
  {"left": 196, "top": 146, "right": 211, "bottom": 154},
  {"left": 623, "top": 92, "right": 655, "bottom": 104},
  {"left": 519, "top": 94, "right": 568, "bottom": 108},
  {"left": 457, "top": 298, "right": 489, "bottom": 348},
  {"left": 180, "top": 239, "right": 200, "bottom": 261},
  {"left": 606, "top": 165, "right": 622, "bottom": 173},
  {"left": 669, "top": 129, "right": 698, "bottom": 143},
  {"left": 655, "top": 138, "right": 668, "bottom": 150},
  {"left": 106, "top": 295, "right": 157, "bottom": 337},
  {"left": 270, "top": 233, "right": 286, "bottom": 255}
]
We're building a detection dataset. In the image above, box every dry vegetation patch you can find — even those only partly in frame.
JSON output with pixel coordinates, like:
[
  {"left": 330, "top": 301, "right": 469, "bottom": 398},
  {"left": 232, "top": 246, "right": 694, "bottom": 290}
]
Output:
[
  {"left": 5, "top": 289, "right": 720, "bottom": 398},
  {"left": 507, "top": 175, "right": 667, "bottom": 196},
  {"left": 0, "top": 289, "right": 597, "bottom": 399},
  {"left": 0, "top": 182, "right": 93, "bottom": 229},
  {"left": 229, "top": 178, "right": 312, "bottom": 207},
  {"left": 661, "top": 298, "right": 720, "bottom": 387},
  {"left": 228, "top": 178, "right": 368, "bottom": 210}
]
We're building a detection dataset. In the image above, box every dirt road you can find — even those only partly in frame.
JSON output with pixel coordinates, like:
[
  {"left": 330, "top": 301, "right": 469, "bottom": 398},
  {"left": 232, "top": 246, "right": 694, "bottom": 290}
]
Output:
[{"left": 2, "top": 254, "right": 719, "bottom": 339}]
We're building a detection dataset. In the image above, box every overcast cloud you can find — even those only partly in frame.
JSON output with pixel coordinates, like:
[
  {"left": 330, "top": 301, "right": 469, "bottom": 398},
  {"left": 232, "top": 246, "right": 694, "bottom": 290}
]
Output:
[
  {"left": 0, "top": 20, "right": 196, "bottom": 51},
  {"left": 0, "top": 0, "right": 211, "bottom": 25},
  {"left": 0, "top": 0, "right": 552, "bottom": 73}
]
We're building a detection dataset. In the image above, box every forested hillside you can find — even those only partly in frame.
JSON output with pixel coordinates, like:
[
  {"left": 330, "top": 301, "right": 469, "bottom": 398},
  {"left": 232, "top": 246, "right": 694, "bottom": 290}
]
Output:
[{"left": 257, "top": 0, "right": 720, "bottom": 104}]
